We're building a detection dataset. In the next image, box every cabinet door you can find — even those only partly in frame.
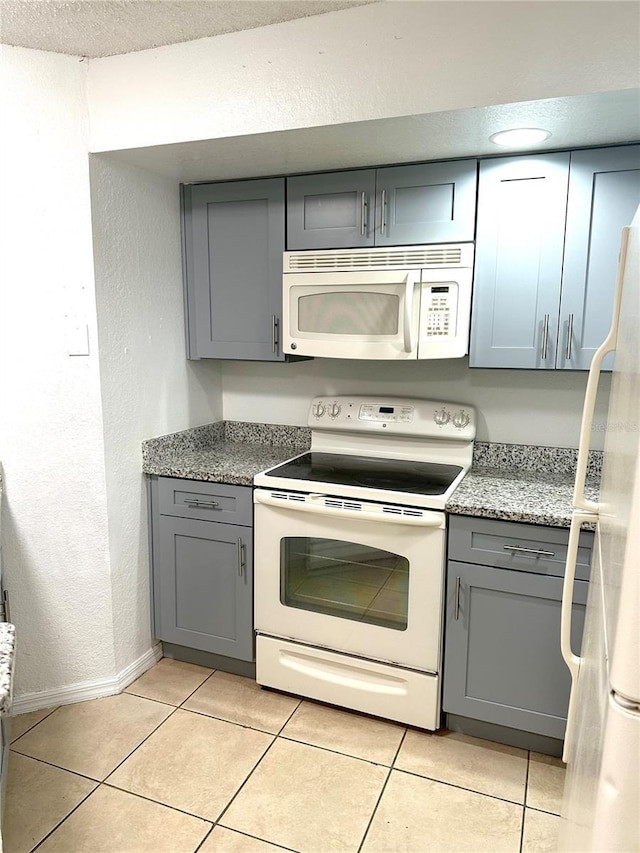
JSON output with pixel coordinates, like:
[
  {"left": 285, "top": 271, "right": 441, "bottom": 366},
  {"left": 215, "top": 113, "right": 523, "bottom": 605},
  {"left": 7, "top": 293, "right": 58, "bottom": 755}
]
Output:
[
  {"left": 443, "top": 561, "right": 587, "bottom": 739},
  {"left": 184, "top": 179, "right": 285, "bottom": 360},
  {"left": 286, "top": 170, "right": 376, "bottom": 249},
  {"left": 469, "top": 153, "right": 570, "bottom": 368},
  {"left": 156, "top": 516, "right": 254, "bottom": 661},
  {"left": 375, "top": 160, "right": 477, "bottom": 245},
  {"left": 558, "top": 145, "right": 640, "bottom": 370}
]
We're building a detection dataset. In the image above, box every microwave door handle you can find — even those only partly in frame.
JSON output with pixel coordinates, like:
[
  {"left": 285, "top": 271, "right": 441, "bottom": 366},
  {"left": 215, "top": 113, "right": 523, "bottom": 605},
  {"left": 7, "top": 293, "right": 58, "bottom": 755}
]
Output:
[{"left": 403, "top": 272, "right": 420, "bottom": 353}]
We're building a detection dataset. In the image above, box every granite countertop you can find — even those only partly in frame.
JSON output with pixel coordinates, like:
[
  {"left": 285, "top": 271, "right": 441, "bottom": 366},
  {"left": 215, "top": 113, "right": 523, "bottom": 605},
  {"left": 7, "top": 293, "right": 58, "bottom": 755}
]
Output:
[
  {"left": 142, "top": 421, "right": 311, "bottom": 486},
  {"left": 0, "top": 622, "right": 16, "bottom": 715},
  {"left": 142, "top": 424, "right": 601, "bottom": 529}
]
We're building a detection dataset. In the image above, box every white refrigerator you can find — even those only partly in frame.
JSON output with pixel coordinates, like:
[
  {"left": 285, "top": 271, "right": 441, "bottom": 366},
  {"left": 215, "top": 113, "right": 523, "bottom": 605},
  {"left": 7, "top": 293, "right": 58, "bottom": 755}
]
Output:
[{"left": 559, "top": 207, "right": 640, "bottom": 852}]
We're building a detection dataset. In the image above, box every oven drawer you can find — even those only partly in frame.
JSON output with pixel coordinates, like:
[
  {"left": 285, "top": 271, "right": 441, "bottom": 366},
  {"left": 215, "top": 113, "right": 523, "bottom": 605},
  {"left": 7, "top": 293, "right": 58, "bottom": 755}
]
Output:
[
  {"left": 156, "top": 477, "right": 252, "bottom": 525},
  {"left": 448, "top": 516, "right": 593, "bottom": 581}
]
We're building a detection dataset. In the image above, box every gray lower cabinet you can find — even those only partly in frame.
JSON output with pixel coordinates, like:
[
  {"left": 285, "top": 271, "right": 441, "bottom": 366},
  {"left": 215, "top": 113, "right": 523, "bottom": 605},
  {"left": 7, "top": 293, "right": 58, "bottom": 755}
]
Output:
[
  {"left": 150, "top": 477, "right": 254, "bottom": 662},
  {"left": 286, "top": 160, "right": 477, "bottom": 250},
  {"left": 443, "top": 516, "right": 593, "bottom": 742},
  {"left": 182, "top": 178, "right": 286, "bottom": 361},
  {"left": 470, "top": 144, "right": 640, "bottom": 369}
]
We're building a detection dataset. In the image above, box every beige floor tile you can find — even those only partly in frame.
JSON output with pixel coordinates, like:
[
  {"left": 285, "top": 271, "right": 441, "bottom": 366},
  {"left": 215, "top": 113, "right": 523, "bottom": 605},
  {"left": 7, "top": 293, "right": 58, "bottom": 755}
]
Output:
[
  {"left": 281, "top": 699, "right": 405, "bottom": 765},
  {"left": 107, "top": 708, "right": 273, "bottom": 821},
  {"left": 221, "top": 737, "right": 388, "bottom": 853},
  {"left": 124, "top": 657, "right": 213, "bottom": 706},
  {"left": 522, "top": 807, "right": 562, "bottom": 852},
  {"left": 527, "top": 752, "right": 566, "bottom": 814},
  {"left": 10, "top": 692, "right": 172, "bottom": 780},
  {"left": 395, "top": 728, "right": 528, "bottom": 803},
  {"left": 9, "top": 706, "right": 58, "bottom": 742},
  {"left": 3, "top": 752, "right": 97, "bottom": 853},
  {"left": 183, "top": 671, "right": 300, "bottom": 734},
  {"left": 362, "top": 769, "right": 523, "bottom": 852},
  {"left": 199, "top": 826, "right": 286, "bottom": 852},
  {"left": 36, "top": 784, "right": 211, "bottom": 853}
]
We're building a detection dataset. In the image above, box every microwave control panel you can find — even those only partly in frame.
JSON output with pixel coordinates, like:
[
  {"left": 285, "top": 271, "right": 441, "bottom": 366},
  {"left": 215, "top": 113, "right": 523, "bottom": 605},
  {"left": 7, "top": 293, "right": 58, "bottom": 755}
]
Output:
[{"left": 418, "top": 274, "right": 472, "bottom": 360}]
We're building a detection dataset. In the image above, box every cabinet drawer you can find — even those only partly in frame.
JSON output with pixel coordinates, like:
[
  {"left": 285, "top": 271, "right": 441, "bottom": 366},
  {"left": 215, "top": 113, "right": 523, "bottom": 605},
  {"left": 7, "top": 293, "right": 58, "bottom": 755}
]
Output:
[
  {"left": 156, "top": 477, "right": 252, "bottom": 525},
  {"left": 448, "top": 516, "right": 593, "bottom": 581}
]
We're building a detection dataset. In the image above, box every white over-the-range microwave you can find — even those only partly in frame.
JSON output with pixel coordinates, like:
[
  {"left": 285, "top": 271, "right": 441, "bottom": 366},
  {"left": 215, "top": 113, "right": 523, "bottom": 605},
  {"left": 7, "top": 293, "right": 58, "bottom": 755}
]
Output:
[{"left": 282, "top": 243, "right": 474, "bottom": 360}]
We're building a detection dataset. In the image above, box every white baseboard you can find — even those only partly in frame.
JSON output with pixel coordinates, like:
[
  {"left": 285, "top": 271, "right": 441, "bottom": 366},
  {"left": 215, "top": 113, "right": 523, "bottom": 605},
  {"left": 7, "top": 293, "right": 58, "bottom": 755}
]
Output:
[{"left": 11, "top": 643, "right": 163, "bottom": 716}]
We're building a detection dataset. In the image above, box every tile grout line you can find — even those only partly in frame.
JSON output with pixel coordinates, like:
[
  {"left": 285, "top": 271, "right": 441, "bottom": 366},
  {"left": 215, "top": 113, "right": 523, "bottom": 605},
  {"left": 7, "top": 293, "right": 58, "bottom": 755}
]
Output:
[
  {"left": 391, "top": 764, "right": 530, "bottom": 809},
  {"left": 355, "top": 726, "right": 409, "bottom": 853},
  {"left": 520, "top": 750, "right": 532, "bottom": 853},
  {"left": 9, "top": 706, "right": 59, "bottom": 747}
]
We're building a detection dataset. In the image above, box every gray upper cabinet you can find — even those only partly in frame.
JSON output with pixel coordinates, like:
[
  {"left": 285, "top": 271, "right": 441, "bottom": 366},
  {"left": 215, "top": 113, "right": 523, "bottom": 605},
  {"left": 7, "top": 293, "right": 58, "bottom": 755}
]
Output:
[
  {"left": 469, "top": 153, "right": 571, "bottom": 369},
  {"left": 286, "top": 170, "right": 376, "bottom": 249},
  {"left": 558, "top": 146, "right": 640, "bottom": 370},
  {"left": 286, "top": 160, "right": 477, "bottom": 250},
  {"left": 471, "top": 145, "right": 640, "bottom": 370},
  {"left": 182, "top": 178, "right": 286, "bottom": 360}
]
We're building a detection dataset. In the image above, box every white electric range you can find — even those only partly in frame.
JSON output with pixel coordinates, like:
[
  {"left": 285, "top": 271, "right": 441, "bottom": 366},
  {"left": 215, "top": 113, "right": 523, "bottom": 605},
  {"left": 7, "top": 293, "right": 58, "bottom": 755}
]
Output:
[{"left": 253, "top": 395, "right": 476, "bottom": 729}]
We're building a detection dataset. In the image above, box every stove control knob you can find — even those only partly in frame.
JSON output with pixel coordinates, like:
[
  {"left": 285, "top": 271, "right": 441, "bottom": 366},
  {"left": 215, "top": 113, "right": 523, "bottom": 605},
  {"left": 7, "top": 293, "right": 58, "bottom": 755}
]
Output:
[
  {"left": 433, "top": 407, "right": 450, "bottom": 426},
  {"left": 452, "top": 409, "right": 471, "bottom": 429},
  {"left": 328, "top": 402, "right": 342, "bottom": 418},
  {"left": 312, "top": 401, "right": 326, "bottom": 418}
]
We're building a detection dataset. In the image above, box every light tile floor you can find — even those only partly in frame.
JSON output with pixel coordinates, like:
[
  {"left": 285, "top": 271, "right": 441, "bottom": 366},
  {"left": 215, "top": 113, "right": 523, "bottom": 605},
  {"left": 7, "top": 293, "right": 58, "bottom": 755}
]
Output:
[{"left": 4, "top": 658, "right": 565, "bottom": 852}]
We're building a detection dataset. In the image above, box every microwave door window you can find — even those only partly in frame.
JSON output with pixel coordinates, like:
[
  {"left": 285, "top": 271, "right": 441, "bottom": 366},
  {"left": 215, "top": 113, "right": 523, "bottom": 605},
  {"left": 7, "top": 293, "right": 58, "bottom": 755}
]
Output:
[{"left": 297, "top": 291, "right": 399, "bottom": 336}]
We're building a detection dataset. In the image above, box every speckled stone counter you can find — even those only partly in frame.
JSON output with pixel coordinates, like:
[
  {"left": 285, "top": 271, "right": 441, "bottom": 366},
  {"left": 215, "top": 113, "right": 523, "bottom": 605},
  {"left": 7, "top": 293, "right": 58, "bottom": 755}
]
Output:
[
  {"left": 0, "top": 622, "right": 16, "bottom": 716},
  {"left": 446, "top": 442, "right": 601, "bottom": 528},
  {"left": 142, "top": 421, "right": 311, "bottom": 485},
  {"left": 142, "top": 425, "right": 600, "bottom": 528}
]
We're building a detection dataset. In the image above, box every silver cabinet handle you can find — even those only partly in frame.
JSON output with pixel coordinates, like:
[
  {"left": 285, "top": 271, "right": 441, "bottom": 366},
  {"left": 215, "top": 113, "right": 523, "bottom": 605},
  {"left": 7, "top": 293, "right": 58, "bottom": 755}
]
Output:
[
  {"left": 380, "top": 189, "right": 387, "bottom": 236},
  {"left": 184, "top": 498, "right": 219, "bottom": 509},
  {"left": 454, "top": 576, "right": 461, "bottom": 620},
  {"left": 360, "top": 191, "right": 368, "bottom": 236},
  {"left": 272, "top": 315, "right": 279, "bottom": 354},
  {"left": 237, "top": 538, "right": 246, "bottom": 577},
  {"left": 503, "top": 545, "right": 555, "bottom": 557},
  {"left": 541, "top": 313, "right": 550, "bottom": 360},
  {"left": 565, "top": 313, "right": 574, "bottom": 360}
]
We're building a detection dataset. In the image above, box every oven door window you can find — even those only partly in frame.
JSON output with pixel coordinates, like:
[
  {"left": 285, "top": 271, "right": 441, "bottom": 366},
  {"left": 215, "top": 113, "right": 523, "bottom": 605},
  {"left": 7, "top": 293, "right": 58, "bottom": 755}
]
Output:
[{"left": 280, "top": 537, "right": 409, "bottom": 630}]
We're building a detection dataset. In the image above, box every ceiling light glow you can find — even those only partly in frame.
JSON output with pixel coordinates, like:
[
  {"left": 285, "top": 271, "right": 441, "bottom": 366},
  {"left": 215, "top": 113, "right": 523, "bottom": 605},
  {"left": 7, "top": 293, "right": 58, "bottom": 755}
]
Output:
[{"left": 489, "top": 128, "right": 551, "bottom": 147}]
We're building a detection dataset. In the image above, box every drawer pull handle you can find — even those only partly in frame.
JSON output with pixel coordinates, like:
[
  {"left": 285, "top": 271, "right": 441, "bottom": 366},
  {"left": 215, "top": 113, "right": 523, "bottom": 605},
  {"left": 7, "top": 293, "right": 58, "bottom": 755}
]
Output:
[
  {"left": 503, "top": 545, "right": 555, "bottom": 557},
  {"left": 184, "top": 499, "right": 219, "bottom": 509},
  {"left": 360, "top": 191, "right": 368, "bottom": 236},
  {"left": 237, "top": 538, "right": 246, "bottom": 578},
  {"left": 454, "top": 576, "right": 461, "bottom": 620}
]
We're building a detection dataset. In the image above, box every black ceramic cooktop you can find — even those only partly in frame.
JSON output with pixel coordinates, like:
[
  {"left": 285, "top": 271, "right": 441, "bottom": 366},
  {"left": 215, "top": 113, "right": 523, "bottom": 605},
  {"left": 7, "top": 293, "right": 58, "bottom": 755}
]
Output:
[{"left": 265, "top": 452, "right": 462, "bottom": 496}]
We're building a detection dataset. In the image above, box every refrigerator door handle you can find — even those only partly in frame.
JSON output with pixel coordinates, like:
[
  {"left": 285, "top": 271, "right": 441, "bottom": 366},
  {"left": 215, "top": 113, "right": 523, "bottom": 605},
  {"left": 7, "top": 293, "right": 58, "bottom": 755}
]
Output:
[
  {"left": 573, "top": 226, "right": 630, "bottom": 512},
  {"left": 561, "top": 510, "right": 596, "bottom": 762}
]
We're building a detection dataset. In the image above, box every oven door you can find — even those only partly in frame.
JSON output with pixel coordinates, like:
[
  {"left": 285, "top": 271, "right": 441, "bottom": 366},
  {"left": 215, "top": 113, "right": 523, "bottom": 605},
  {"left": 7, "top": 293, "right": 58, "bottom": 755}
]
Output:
[
  {"left": 282, "top": 269, "right": 420, "bottom": 359},
  {"left": 253, "top": 489, "right": 445, "bottom": 672}
]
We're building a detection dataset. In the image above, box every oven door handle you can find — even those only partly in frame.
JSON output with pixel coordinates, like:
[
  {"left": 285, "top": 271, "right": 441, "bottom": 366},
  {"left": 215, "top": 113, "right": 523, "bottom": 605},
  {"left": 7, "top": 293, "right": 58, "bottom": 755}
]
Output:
[{"left": 254, "top": 490, "right": 445, "bottom": 528}]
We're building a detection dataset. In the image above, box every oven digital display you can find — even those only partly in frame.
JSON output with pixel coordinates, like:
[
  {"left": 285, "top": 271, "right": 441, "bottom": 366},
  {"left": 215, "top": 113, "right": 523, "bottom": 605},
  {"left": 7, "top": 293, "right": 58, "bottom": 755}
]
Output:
[{"left": 359, "top": 404, "right": 414, "bottom": 423}]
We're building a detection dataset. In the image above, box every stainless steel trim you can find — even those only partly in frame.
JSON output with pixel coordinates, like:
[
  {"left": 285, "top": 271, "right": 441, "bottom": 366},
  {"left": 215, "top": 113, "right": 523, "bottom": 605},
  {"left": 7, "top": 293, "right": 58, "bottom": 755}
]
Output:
[
  {"left": 237, "top": 539, "right": 245, "bottom": 577},
  {"left": 454, "top": 576, "right": 461, "bottom": 620},
  {"left": 380, "top": 189, "right": 387, "bottom": 235},
  {"left": 272, "top": 315, "right": 279, "bottom": 354},
  {"left": 184, "top": 499, "right": 219, "bottom": 509},
  {"left": 503, "top": 545, "right": 555, "bottom": 557},
  {"left": 360, "top": 191, "right": 367, "bottom": 236},
  {"left": 541, "top": 313, "right": 550, "bottom": 360},
  {"left": 566, "top": 313, "right": 574, "bottom": 360}
]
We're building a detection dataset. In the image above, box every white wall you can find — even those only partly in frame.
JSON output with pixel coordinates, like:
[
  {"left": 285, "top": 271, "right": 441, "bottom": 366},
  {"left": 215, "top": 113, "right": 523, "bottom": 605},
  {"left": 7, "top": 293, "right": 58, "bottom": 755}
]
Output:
[
  {"left": 86, "top": 1, "right": 640, "bottom": 152},
  {"left": 0, "top": 46, "right": 116, "bottom": 696},
  {"left": 89, "top": 156, "right": 222, "bottom": 674},
  {"left": 220, "top": 359, "right": 612, "bottom": 449}
]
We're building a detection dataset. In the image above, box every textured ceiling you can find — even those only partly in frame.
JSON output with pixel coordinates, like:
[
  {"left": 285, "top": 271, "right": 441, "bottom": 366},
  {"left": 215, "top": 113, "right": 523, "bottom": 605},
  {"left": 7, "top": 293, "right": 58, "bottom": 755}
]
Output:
[{"left": 0, "top": 0, "right": 374, "bottom": 58}]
